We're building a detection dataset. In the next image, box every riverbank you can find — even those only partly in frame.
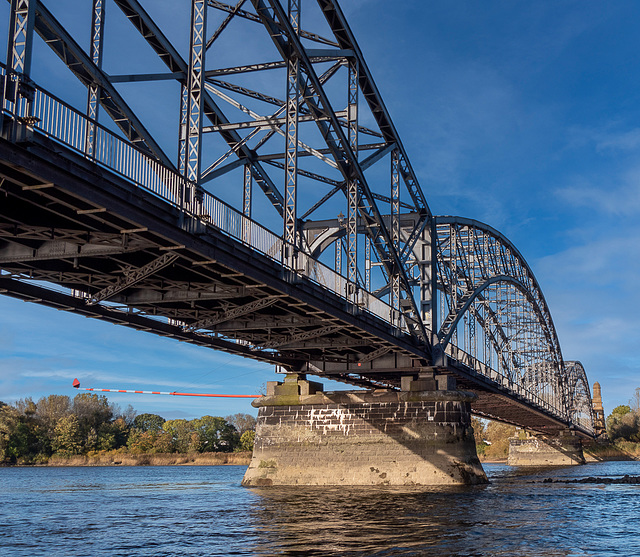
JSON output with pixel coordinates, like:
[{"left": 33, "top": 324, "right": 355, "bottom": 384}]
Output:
[
  {"left": 6, "top": 451, "right": 252, "bottom": 467},
  {"left": 584, "top": 441, "right": 640, "bottom": 462},
  {"left": 478, "top": 441, "right": 640, "bottom": 464}
]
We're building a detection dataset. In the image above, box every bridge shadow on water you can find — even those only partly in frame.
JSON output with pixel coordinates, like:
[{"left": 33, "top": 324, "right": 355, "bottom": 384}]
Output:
[{"left": 240, "top": 462, "right": 609, "bottom": 557}]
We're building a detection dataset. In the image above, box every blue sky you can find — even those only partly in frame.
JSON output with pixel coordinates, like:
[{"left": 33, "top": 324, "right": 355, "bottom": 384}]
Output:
[{"left": 1, "top": 0, "right": 639, "bottom": 418}]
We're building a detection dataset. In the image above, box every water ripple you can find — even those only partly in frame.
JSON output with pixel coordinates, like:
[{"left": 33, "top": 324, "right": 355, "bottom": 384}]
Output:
[{"left": 0, "top": 462, "right": 638, "bottom": 556}]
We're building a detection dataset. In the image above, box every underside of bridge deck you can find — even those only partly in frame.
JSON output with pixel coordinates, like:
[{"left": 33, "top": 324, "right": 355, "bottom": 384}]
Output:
[{"left": 0, "top": 132, "right": 434, "bottom": 389}]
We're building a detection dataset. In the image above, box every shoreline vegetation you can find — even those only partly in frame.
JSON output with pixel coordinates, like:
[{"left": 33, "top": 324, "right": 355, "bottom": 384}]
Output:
[
  {"left": 0, "top": 393, "right": 257, "bottom": 466},
  {"left": 3, "top": 392, "right": 640, "bottom": 467},
  {"left": 5, "top": 444, "right": 638, "bottom": 467},
  {"left": 2, "top": 451, "right": 252, "bottom": 467}
]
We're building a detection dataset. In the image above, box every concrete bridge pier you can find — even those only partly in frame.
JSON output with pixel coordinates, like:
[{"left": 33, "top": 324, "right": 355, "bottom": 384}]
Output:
[
  {"left": 507, "top": 431, "right": 585, "bottom": 466},
  {"left": 242, "top": 373, "right": 487, "bottom": 486}
]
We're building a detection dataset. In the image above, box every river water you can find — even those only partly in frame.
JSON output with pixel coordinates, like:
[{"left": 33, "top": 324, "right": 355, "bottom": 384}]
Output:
[{"left": 1, "top": 461, "right": 638, "bottom": 556}]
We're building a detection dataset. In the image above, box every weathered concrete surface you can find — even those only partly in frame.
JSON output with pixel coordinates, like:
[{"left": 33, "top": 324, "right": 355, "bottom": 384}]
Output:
[
  {"left": 242, "top": 377, "right": 487, "bottom": 486},
  {"left": 508, "top": 434, "right": 585, "bottom": 466}
]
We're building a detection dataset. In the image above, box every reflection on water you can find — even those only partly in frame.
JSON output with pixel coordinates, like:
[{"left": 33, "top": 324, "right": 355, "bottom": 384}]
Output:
[{"left": 1, "top": 462, "right": 639, "bottom": 556}]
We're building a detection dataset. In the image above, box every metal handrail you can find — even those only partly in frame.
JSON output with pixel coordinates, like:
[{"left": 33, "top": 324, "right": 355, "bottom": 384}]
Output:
[{"left": 0, "top": 66, "right": 398, "bottom": 328}]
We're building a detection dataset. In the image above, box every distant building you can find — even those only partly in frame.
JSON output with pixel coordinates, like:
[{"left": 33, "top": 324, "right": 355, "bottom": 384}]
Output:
[{"left": 592, "top": 382, "right": 606, "bottom": 436}]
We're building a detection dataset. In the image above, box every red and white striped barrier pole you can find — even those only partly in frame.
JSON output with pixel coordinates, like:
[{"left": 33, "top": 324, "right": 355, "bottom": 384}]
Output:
[{"left": 72, "top": 378, "right": 260, "bottom": 398}]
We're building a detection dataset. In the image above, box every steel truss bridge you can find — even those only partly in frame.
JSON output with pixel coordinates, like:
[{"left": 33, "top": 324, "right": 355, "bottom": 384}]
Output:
[{"left": 0, "top": 0, "right": 595, "bottom": 436}]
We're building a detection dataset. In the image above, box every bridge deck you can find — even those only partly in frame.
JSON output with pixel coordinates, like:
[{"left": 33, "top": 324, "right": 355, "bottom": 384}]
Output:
[{"left": 0, "top": 129, "right": 588, "bottom": 435}]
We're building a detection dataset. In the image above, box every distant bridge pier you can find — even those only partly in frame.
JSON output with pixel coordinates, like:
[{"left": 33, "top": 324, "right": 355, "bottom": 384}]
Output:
[
  {"left": 242, "top": 374, "right": 487, "bottom": 486},
  {"left": 507, "top": 431, "right": 585, "bottom": 466}
]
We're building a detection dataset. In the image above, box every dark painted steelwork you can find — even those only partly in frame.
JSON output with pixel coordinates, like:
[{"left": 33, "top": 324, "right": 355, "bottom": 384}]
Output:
[{"left": 0, "top": 0, "right": 596, "bottom": 437}]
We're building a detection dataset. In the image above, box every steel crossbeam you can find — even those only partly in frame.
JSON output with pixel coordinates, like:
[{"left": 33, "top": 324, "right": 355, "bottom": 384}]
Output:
[
  {"left": 262, "top": 324, "right": 341, "bottom": 348},
  {"left": 28, "top": 1, "right": 172, "bottom": 167},
  {"left": 112, "top": 0, "right": 286, "bottom": 217},
  {"left": 185, "top": 296, "right": 280, "bottom": 330},
  {"left": 0, "top": 0, "right": 596, "bottom": 436},
  {"left": 88, "top": 253, "right": 179, "bottom": 305},
  {"left": 251, "top": 0, "right": 429, "bottom": 343}
]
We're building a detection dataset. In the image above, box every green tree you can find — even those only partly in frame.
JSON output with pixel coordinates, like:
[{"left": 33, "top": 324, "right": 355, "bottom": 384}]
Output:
[
  {"left": 95, "top": 418, "right": 130, "bottom": 452},
  {"left": 237, "top": 430, "right": 255, "bottom": 452},
  {"left": 606, "top": 405, "right": 633, "bottom": 440},
  {"left": 163, "top": 419, "right": 197, "bottom": 453},
  {"left": 2, "top": 399, "right": 48, "bottom": 461},
  {"left": 133, "top": 413, "right": 166, "bottom": 433},
  {"left": 52, "top": 415, "right": 84, "bottom": 456},
  {"left": 191, "top": 416, "right": 239, "bottom": 452},
  {"left": 607, "top": 404, "right": 640, "bottom": 442}
]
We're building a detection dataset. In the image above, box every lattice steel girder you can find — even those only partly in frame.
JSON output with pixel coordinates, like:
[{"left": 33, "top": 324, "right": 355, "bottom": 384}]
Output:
[
  {"left": 0, "top": 275, "right": 292, "bottom": 366},
  {"left": 186, "top": 0, "right": 207, "bottom": 183},
  {"left": 563, "top": 360, "right": 595, "bottom": 433},
  {"left": 304, "top": 352, "right": 421, "bottom": 374},
  {"left": 185, "top": 295, "right": 280, "bottom": 330},
  {"left": 86, "top": 0, "right": 105, "bottom": 158},
  {"left": 284, "top": 0, "right": 300, "bottom": 249},
  {"left": 7, "top": 0, "right": 35, "bottom": 76},
  {"left": 251, "top": 0, "right": 429, "bottom": 345},
  {"left": 346, "top": 56, "right": 358, "bottom": 288},
  {"left": 390, "top": 149, "right": 400, "bottom": 313},
  {"left": 358, "top": 345, "right": 392, "bottom": 364},
  {"left": 112, "top": 0, "right": 285, "bottom": 216},
  {"left": 28, "top": 1, "right": 172, "bottom": 167},
  {"left": 261, "top": 324, "right": 342, "bottom": 348},
  {"left": 88, "top": 252, "right": 179, "bottom": 305}
]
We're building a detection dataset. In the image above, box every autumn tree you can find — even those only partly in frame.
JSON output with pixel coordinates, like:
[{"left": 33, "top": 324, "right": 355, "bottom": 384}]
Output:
[
  {"left": 226, "top": 413, "right": 256, "bottom": 435},
  {"left": 163, "top": 419, "right": 200, "bottom": 453},
  {"left": 471, "top": 417, "right": 487, "bottom": 456},
  {"left": 52, "top": 415, "right": 83, "bottom": 456},
  {"left": 483, "top": 421, "right": 517, "bottom": 460}
]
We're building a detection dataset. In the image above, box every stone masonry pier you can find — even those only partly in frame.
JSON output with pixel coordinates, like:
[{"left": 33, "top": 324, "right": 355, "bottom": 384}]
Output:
[
  {"left": 508, "top": 432, "right": 585, "bottom": 466},
  {"left": 242, "top": 374, "right": 487, "bottom": 486}
]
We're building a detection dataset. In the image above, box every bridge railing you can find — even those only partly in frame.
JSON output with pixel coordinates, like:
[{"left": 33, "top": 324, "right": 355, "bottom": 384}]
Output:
[
  {"left": 444, "top": 343, "right": 568, "bottom": 422},
  {"left": 0, "top": 69, "right": 398, "bottom": 328}
]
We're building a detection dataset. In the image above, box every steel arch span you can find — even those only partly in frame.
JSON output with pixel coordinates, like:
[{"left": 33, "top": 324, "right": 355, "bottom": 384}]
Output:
[
  {"left": 0, "top": 0, "right": 596, "bottom": 436},
  {"left": 431, "top": 217, "right": 593, "bottom": 435},
  {"left": 564, "top": 361, "right": 596, "bottom": 433}
]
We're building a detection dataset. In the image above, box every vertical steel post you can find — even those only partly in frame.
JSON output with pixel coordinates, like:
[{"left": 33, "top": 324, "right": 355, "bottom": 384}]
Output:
[
  {"left": 390, "top": 149, "right": 400, "bottom": 320},
  {"left": 242, "top": 163, "right": 252, "bottom": 243},
  {"left": 284, "top": 0, "right": 300, "bottom": 266},
  {"left": 86, "top": 0, "right": 105, "bottom": 158},
  {"left": 243, "top": 163, "right": 252, "bottom": 218},
  {"left": 346, "top": 57, "right": 359, "bottom": 296},
  {"left": 178, "top": 84, "right": 189, "bottom": 176},
  {"left": 6, "top": 0, "right": 35, "bottom": 121},
  {"left": 420, "top": 217, "right": 437, "bottom": 341},
  {"left": 7, "top": 0, "right": 35, "bottom": 77},
  {"left": 186, "top": 0, "right": 206, "bottom": 184},
  {"left": 364, "top": 235, "right": 371, "bottom": 292}
]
